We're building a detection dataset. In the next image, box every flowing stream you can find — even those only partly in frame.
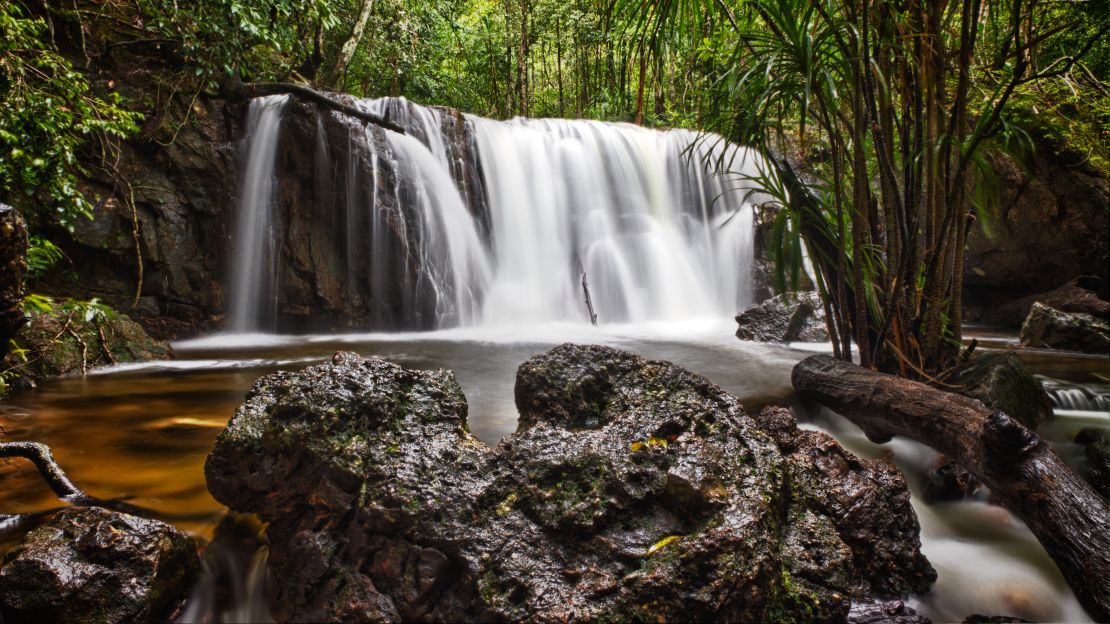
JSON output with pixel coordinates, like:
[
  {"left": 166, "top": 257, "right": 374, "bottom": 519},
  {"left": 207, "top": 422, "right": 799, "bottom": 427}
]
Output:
[{"left": 1, "top": 97, "right": 1107, "bottom": 622}]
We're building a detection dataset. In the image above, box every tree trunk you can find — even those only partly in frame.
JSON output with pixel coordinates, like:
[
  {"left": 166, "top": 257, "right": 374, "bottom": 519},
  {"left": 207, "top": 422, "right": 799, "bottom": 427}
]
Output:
[
  {"left": 328, "top": 0, "right": 375, "bottom": 88},
  {"left": 792, "top": 354, "right": 1110, "bottom": 622},
  {"left": 223, "top": 82, "right": 404, "bottom": 133}
]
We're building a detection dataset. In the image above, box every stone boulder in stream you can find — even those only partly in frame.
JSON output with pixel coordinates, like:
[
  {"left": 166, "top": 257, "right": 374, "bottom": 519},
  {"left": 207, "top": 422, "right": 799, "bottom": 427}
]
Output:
[
  {"left": 0, "top": 506, "right": 199, "bottom": 624},
  {"left": 205, "top": 346, "right": 934, "bottom": 622},
  {"left": 1019, "top": 302, "right": 1110, "bottom": 354},
  {"left": 735, "top": 291, "right": 828, "bottom": 342}
]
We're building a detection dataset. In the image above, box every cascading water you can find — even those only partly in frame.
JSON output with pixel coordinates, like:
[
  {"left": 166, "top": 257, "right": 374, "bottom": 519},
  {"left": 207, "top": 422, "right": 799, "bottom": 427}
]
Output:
[
  {"left": 229, "top": 95, "right": 290, "bottom": 332},
  {"left": 229, "top": 95, "right": 764, "bottom": 332}
]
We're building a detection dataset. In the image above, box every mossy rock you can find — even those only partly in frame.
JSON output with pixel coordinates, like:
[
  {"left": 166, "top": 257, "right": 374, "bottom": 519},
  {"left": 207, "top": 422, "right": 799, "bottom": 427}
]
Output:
[{"left": 2, "top": 303, "right": 172, "bottom": 389}]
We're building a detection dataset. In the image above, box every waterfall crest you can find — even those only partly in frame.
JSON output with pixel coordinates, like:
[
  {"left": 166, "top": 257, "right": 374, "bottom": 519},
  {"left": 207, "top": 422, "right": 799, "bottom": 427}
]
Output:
[{"left": 229, "top": 96, "right": 766, "bottom": 332}]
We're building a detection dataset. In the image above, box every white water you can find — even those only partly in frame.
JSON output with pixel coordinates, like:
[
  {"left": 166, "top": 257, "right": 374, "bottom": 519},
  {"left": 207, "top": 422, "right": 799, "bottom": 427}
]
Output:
[
  {"left": 228, "top": 96, "right": 763, "bottom": 331},
  {"left": 229, "top": 95, "right": 289, "bottom": 332}
]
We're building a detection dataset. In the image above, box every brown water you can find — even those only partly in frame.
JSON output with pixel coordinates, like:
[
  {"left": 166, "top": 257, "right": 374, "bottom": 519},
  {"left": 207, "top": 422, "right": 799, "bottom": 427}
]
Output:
[{"left": 1, "top": 320, "right": 1106, "bottom": 622}]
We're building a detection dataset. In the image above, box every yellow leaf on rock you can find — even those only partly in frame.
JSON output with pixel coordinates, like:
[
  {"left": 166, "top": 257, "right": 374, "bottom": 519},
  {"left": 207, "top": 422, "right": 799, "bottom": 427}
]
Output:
[{"left": 646, "top": 535, "right": 683, "bottom": 556}]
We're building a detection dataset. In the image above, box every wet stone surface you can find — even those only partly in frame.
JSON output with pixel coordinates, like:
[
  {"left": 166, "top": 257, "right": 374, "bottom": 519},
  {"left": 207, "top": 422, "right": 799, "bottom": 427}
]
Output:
[
  {"left": 0, "top": 506, "right": 199, "bottom": 624},
  {"left": 206, "top": 345, "right": 935, "bottom": 622},
  {"left": 735, "top": 291, "right": 828, "bottom": 342}
]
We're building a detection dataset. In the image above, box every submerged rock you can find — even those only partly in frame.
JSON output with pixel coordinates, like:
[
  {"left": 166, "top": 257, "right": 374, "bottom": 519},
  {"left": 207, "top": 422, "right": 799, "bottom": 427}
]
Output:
[
  {"left": 736, "top": 291, "right": 828, "bottom": 342},
  {"left": 1019, "top": 302, "right": 1110, "bottom": 354},
  {"left": 947, "top": 352, "right": 1053, "bottom": 428},
  {"left": 922, "top": 457, "right": 982, "bottom": 504},
  {"left": 1, "top": 302, "right": 171, "bottom": 389},
  {"left": 0, "top": 506, "right": 199, "bottom": 624},
  {"left": 206, "top": 346, "right": 934, "bottom": 622}
]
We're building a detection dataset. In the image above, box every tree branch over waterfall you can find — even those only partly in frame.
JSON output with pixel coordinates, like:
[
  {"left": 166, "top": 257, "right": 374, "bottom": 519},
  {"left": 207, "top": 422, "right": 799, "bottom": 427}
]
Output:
[{"left": 223, "top": 82, "right": 405, "bottom": 134}]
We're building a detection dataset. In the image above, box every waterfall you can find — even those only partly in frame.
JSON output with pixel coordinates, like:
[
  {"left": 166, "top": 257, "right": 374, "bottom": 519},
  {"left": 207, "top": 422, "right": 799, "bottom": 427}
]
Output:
[
  {"left": 1040, "top": 377, "right": 1110, "bottom": 413},
  {"left": 229, "top": 95, "right": 289, "bottom": 332},
  {"left": 471, "top": 117, "right": 758, "bottom": 324},
  {"left": 229, "top": 96, "right": 765, "bottom": 332}
]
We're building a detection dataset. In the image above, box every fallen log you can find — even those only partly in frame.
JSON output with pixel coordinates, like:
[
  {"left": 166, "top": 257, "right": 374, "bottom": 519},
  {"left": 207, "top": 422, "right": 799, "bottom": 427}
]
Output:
[
  {"left": 223, "top": 81, "right": 405, "bottom": 134},
  {"left": 792, "top": 354, "right": 1110, "bottom": 621}
]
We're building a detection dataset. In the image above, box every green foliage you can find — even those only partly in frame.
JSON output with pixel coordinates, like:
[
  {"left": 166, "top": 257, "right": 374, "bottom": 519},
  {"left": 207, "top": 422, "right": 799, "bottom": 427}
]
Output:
[
  {"left": 620, "top": 0, "right": 1106, "bottom": 375},
  {"left": 61, "top": 297, "right": 118, "bottom": 323},
  {"left": 137, "top": 0, "right": 338, "bottom": 85},
  {"left": 22, "top": 293, "right": 54, "bottom": 315},
  {"left": 21, "top": 293, "right": 117, "bottom": 324},
  {"left": 1007, "top": 79, "right": 1110, "bottom": 174},
  {"left": 26, "top": 236, "right": 65, "bottom": 277},
  {"left": 0, "top": 1, "right": 142, "bottom": 226}
]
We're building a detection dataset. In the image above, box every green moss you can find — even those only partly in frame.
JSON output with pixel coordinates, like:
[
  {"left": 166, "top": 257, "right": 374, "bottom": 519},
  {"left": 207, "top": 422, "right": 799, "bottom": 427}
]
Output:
[{"left": 764, "top": 568, "right": 817, "bottom": 623}]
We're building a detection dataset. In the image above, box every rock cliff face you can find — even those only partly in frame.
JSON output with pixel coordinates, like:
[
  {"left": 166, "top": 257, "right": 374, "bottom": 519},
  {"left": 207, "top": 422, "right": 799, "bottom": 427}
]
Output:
[
  {"left": 257, "top": 98, "right": 488, "bottom": 332},
  {"left": 206, "top": 345, "right": 934, "bottom": 622},
  {"left": 32, "top": 97, "right": 245, "bottom": 335},
  {"left": 35, "top": 94, "right": 488, "bottom": 335},
  {"left": 963, "top": 141, "right": 1109, "bottom": 318}
]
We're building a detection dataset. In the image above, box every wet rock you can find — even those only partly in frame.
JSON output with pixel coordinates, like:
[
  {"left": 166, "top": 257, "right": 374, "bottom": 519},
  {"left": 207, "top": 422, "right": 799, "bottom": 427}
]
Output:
[
  {"left": 922, "top": 457, "right": 981, "bottom": 503},
  {"left": 752, "top": 407, "right": 935, "bottom": 596},
  {"left": 962, "top": 616, "right": 1032, "bottom": 623},
  {"left": 978, "top": 277, "right": 1110, "bottom": 327},
  {"left": 1019, "top": 302, "right": 1110, "bottom": 354},
  {"left": 1086, "top": 438, "right": 1110, "bottom": 499},
  {"left": 0, "top": 204, "right": 28, "bottom": 364},
  {"left": 750, "top": 207, "right": 815, "bottom": 304},
  {"left": 962, "top": 138, "right": 1109, "bottom": 315},
  {"left": 27, "top": 95, "right": 243, "bottom": 331},
  {"left": 1075, "top": 427, "right": 1107, "bottom": 445},
  {"left": 1, "top": 301, "right": 172, "bottom": 389},
  {"left": 847, "top": 600, "right": 931, "bottom": 623},
  {"left": 0, "top": 506, "right": 199, "bottom": 624},
  {"left": 736, "top": 291, "right": 828, "bottom": 342},
  {"left": 206, "top": 346, "right": 934, "bottom": 622},
  {"left": 946, "top": 351, "right": 1053, "bottom": 428}
]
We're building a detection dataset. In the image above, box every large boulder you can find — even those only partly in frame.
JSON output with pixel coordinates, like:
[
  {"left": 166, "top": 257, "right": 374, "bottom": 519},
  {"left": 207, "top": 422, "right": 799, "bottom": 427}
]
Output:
[
  {"left": 1, "top": 300, "right": 172, "bottom": 389},
  {"left": 946, "top": 352, "right": 1053, "bottom": 428},
  {"left": 206, "top": 346, "right": 934, "bottom": 622},
  {"left": 1019, "top": 302, "right": 1110, "bottom": 354},
  {"left": 736, "top": 291, "right": 828, "bottom": 342},
  {"left": 962, "top": 139, "right": 1109, "bottom": 316},
  {"left": 0, "top": 506, "right": 199, "bottom": 624},
  {"left": 978, "top": 277, "right": 1110, "bottom": 327}
]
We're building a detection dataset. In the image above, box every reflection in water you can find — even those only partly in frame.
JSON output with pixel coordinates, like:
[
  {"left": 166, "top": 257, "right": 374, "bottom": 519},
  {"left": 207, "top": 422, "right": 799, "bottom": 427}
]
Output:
[{"left": 1, "top": 321, "right": 1105, "bottom": 621}]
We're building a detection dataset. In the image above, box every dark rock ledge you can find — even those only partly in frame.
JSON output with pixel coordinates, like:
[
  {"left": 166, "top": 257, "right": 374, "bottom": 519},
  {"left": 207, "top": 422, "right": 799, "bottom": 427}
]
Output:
[{"left": 205, "top": 344, "right": 934, "bottom": 622}]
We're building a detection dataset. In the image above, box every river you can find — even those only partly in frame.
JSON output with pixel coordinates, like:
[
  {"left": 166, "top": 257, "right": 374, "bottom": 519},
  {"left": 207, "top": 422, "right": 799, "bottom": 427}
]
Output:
[{"left": 1, "top": 320, "right": 1105, "bottom": 622}]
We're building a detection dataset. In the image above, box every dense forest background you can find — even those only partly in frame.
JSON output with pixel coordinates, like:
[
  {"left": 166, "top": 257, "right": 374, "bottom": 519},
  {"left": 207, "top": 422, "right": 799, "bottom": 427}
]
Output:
[{"left": 1, "top": 0, "right": 1108, "bottom": 376}]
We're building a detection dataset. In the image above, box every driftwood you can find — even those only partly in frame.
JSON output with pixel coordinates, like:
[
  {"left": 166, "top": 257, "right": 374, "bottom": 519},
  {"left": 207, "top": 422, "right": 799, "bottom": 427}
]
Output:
[
  {"left": 0, "top": 441, "right": 201, "bottom": 540},
  {"left": 223, "top": 81, "right": 405, "bottom": 134},
  {"left": 581, "top": 272, "right": 598, "bottom": 327},
  {"left": 792, "top": 355, "right": 1110, "bottom": 621}
]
